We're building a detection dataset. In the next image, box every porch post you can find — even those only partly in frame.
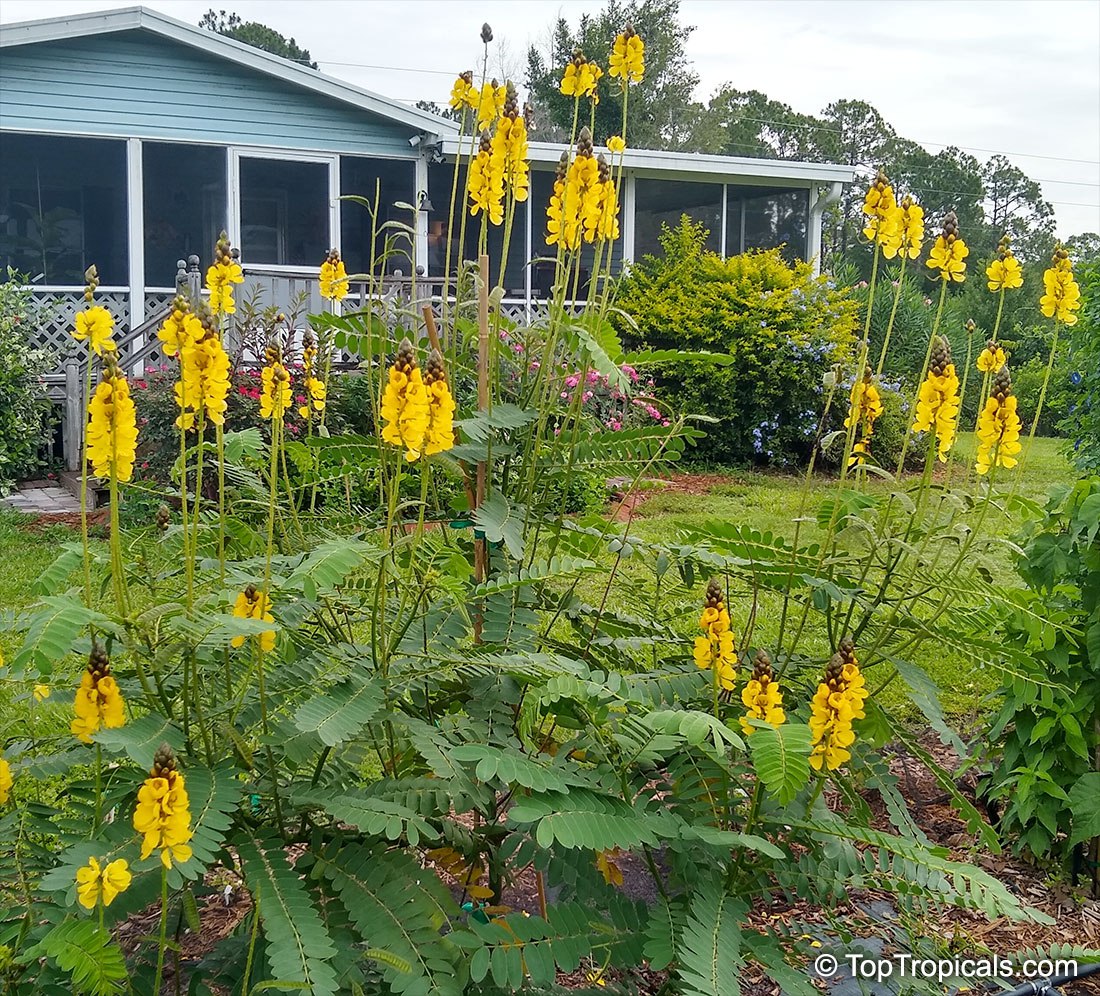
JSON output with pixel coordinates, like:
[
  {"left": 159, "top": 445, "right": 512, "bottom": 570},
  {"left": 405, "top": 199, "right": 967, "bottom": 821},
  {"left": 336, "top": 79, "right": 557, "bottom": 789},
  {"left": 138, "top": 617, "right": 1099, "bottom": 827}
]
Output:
[
  {"left": 720, "top": 184, "right": 728, "bottom": 258},
  {"left": 622, "top": 172, "right": 636, "bottom": 265},
  {"left": 126, "top": 138, "right": 145, "bottom": 372},
  {"left": 414, "top": 149, "right": 429, "bottom": 277}
]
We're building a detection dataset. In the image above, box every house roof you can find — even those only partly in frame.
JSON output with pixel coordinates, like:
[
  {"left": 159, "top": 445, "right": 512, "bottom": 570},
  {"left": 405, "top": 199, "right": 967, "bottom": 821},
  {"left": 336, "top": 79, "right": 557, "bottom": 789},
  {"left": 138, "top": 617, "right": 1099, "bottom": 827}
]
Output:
[
  {"left": 436, "top": 137, "right": 854, "bottom": 188},
  {"left": 0, "top": 5, "right": 458, "bottom": 139}
]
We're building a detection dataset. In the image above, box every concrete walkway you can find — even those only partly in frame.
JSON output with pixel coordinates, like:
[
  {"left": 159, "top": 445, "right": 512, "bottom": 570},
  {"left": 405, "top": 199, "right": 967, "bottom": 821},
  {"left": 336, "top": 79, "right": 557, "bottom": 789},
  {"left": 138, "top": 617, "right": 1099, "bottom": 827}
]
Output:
[{"left": 2, "top": 481, "right": 85, "bottom": 515}]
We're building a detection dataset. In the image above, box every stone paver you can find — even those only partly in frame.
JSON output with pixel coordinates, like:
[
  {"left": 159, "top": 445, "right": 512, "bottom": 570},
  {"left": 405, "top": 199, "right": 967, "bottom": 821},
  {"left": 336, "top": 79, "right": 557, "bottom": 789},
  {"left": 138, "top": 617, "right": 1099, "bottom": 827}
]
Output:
[{"left": 2, "top": 484, "right": 85, "bottom": 515}]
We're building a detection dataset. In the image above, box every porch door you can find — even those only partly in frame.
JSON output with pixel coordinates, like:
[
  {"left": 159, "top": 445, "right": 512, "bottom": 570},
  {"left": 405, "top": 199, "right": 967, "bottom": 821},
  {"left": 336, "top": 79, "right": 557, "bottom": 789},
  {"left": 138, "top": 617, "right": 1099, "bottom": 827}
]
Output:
[{"left": 228, "top": 150, "right": 338, "bottom": 271}]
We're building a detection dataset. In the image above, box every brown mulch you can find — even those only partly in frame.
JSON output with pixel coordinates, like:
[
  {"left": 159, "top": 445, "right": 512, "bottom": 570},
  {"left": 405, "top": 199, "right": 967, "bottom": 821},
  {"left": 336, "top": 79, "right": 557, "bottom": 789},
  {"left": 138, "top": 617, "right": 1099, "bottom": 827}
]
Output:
[{"left": 19, "top": 510, "right": 109, "bottom": 532}]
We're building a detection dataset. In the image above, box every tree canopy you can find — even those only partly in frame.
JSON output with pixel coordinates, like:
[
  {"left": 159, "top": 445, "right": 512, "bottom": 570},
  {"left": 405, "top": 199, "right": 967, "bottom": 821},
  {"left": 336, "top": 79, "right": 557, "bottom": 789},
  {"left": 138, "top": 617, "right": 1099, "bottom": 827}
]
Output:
[{"left": 199, "top": 9, "right": 317, "bottom": 69}]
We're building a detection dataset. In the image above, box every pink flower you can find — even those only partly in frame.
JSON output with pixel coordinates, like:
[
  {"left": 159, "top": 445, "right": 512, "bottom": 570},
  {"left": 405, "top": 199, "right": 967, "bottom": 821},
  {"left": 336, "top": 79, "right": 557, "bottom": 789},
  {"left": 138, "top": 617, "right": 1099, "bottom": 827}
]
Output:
[
  {"left": 609, "top": 419, "right": 622, "bottom": 431},
  {"left": 587, "top": 370, "right": 600, "bottom": 385},
  {"left": 512, "top": 343, "right": 524, "bottom": 354},
  {"left": 565, "top": 375, "right": 580, "bottom": 389},
  {"left": 296, "top": 395, "right": 307, "bottom": 405}
]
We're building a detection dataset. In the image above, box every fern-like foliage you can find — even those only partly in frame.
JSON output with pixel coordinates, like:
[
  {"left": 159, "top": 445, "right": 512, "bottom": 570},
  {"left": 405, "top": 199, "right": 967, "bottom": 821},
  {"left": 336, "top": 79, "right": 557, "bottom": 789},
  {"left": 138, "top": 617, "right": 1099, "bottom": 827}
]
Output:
[
  {"left": 22, "top": 919, "right": 128, "bottom": 995},
  {"left": 235, "top": 831, "right": 340, "bottom": 996}
]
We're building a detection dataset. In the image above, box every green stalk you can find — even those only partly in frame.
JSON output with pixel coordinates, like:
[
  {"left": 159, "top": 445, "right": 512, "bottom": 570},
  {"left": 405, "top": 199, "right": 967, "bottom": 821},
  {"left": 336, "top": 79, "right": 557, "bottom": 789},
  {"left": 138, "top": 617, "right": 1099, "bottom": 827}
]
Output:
[
  {"left": 80, "top": 359, "right": 94, "bottom": 605},
  {"left": 874, "top": 254, "right": 907, "bottom": 376},
  {"left": 153, "top": 866, "right": 169, "bottom": 996}
]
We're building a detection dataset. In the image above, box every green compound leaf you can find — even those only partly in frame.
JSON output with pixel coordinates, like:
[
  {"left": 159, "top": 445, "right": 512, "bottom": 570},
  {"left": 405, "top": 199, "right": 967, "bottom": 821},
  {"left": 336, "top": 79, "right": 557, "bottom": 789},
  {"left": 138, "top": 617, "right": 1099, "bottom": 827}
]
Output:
[
  {"left": 747, "top": 722, "right": 811, "bottom": 806},
  {"left": 23, "top": 919, "right": 128, "bottom": 995}
]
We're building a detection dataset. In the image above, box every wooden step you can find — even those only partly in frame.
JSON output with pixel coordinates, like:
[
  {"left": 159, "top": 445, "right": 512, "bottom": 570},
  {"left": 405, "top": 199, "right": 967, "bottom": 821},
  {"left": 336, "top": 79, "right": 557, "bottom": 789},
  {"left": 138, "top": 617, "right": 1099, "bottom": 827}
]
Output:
[{"left": 59, "top": 470, "right": 107, "bottom": 510}]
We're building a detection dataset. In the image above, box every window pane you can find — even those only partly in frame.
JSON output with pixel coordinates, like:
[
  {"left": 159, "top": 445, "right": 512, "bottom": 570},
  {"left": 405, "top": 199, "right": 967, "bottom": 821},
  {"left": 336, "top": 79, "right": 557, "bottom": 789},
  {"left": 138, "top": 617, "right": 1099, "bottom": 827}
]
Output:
[
  {"left": 742, "top": 189, "right": 808, "bottom": 262},
  {"left": 725, "top": 197, "right": 744, "bottom": 256},
  {"left": 634, "top": 178, "right": 722, "bottom": 258},
  {"left": 143, "top": 143, "right": 226, "bottom": 287},
  {"left": 341, "top": 157, "right": 415, "bottom": 275},
  {"left": 0, "top": 134, "right": 127, "bottom": 285},
  {"left": 239, "top": 158, "right": 328, "bottom": 266},
  {"left": 427, "top": 162, "right": 531, "bottom": 293}
]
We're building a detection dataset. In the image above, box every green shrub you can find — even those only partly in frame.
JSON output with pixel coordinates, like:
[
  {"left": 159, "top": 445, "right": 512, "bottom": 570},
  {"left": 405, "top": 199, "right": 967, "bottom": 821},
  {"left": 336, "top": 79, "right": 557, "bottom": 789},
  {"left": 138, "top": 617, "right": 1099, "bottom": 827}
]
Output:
[
  {"left": 1060, "top": 260, "right": 1100, "bottom": 469},
  {"left": 0, "top": 273, "right": 53, "bottom": 493},
  {"left": 981, "top": 478, "right": 1100, "bottom": 862},
  {"left": 614, "top": 218, "right": 859, "bottom": 466}
]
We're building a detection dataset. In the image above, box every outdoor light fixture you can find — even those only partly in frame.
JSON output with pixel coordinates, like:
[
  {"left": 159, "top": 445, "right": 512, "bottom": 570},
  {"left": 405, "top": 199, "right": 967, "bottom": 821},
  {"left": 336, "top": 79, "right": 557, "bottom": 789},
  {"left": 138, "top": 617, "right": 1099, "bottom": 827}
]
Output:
[{"left": 417, "top": 191, "right": 435, "bottom": 213}]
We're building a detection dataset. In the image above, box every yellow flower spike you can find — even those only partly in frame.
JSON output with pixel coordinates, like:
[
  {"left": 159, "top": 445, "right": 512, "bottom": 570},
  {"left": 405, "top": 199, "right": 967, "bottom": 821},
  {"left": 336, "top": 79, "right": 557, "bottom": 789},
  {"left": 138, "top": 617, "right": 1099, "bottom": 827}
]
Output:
[
  {"left": 71, "top": 646, "right": 126, "bottom": 744},
  {"left": 205, "top": 232, "right": 244, "bottom": 316},
  {"left": 133, "top": 743, "right": 193, "bottom": 869},
  {"left": 844, "top": 365, "right": 884, "bottom": 468},
  {"left": 489, "top": 84, "right": 530, "bottom": 204},
  {"left": 694, "top": 579, "right": 738, "bottom": 690},
  {"left": 975, "top": 364, "right": 1023, "bottom": 475},
  {"left": 298, "top": 331, "right": 327, "bottom": 419},
  {"left": 881, "top": 194, "right": 924, "bottom": 260},
  {"left": 609, "top": 24, "right": 645, "bottom": 84},
  {"left": 739, "top": 650, "right": 786, "bottom": 736},
  {"left": 76, "top": 857, "right": 132, "bottom": 909},
  {"left": 157, "top": 296, "right": 204, "bottom": 358},
  {"left": 1039, "top": 245, "right": 1081, "bottom": 325},
  {"left": 72, "top": 305, "right": 117, "bottom": 356},
  {"left": 861, "top": 169, "right": 898, "bottom": 246},
  {"left": 86, "top": 353, "right": 138, "bottom": 483},
  {"left": 809, "top": 639, "right": 865, "bottom": 772},
  {"left": 380, "top": 338, "right": 431, "bottom": 462},
  {"left": 911, "top": 336, "right": 961, "bottom": 462},
  {"left": 0, "top": 754, "right": 12, "bottom": 805},
  {"left": 33, "top": 684, "right": 50, "bottom": 702},
  {"left": 976, "top": 339, "right": 1007, "bottom": 374},
  {"left": 174, "top": 306, "right": 231, "bottom": 431},
  {"left": 469, "top": 130, "right": 505, "bottom": 225},
  {"left": 925, "top": 211, "right": 968, "bottom": 282},
  {"left": 423, "top": 349, "right": 456, "bottom": 456},
  {"left": 607, "top": 135, "right": 626, "bottom": 154},
  {"left": 596, "top": 848, "right": 625, "bottom": 887},
  {"left": 259, "top": 345, "right": 292, "bottom": 421},
  {"left": 319, "top": 247, "right": 349, "bottom": 301},
  {"left": 986, "top": 235, "right": 1023, "bottom": 293},
  {"left": 449, "top": 70, "right": 476, "bottom": 111},
  {"left": 231, "top": 584, "right": 276, "bottom": 652}
]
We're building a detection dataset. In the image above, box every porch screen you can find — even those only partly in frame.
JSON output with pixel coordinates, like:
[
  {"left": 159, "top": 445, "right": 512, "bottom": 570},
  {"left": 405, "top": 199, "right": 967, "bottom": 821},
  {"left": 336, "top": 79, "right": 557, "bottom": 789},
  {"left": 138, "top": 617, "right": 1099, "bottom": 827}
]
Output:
[
  {"left": 143, "top": 143, "right": 227, "bottom": 287},
  {"left": 734, "top": 189, "right": 810, "bottom": 262},
  {"left": 633, "top": 178, "right": 722, "bottom": 259},
  {"left": 340, "top": 157, "right": 415, "bottom": 275},
  {"left": 0, "top": 134, "right": 127, "bottom": 285},
  {"left": 239, "top": 158, "right": 328, "bottom": 267}
]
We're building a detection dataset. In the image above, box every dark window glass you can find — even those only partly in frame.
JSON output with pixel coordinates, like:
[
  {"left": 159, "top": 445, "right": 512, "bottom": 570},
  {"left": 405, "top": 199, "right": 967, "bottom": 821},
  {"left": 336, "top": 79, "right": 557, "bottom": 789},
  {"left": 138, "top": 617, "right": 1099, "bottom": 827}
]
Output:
[
  {"left": 741, "top": 189, "right": 809, "bottom": 262},
  {"left": 634, "top": 178, "right": 722, "bottom": 258},
  {"left": 427, "top": 162, "right": 530, "bottom": 293},
  {"left": 341, "top": 156, "right": 416, "bottom": 275},
  {"left": 0, "top": 134, "right": 127, "bottom": 285},
  {"left": 143, "top": 143, "right": 227, "bottom": 287},
  {"left": 239, "top": 158, "right": 328, "bottom": 266},
  {"left": 725, "top": 197, "right": 744, "bottom": 256}
]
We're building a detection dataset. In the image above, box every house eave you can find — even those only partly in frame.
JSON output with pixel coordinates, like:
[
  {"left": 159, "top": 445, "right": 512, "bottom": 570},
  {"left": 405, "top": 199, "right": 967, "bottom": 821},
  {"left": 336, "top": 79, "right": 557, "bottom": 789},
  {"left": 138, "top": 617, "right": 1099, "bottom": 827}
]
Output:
[{"left": 0, "top": 5, "right": 459, "bottom": 141}]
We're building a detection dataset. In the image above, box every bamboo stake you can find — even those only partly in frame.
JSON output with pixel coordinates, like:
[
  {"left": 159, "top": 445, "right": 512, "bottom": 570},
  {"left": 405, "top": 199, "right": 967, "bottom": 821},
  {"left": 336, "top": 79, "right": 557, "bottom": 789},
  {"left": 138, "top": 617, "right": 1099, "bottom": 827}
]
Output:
[{"left": 421, "top": 304, "right": 442, "bottom": 355}]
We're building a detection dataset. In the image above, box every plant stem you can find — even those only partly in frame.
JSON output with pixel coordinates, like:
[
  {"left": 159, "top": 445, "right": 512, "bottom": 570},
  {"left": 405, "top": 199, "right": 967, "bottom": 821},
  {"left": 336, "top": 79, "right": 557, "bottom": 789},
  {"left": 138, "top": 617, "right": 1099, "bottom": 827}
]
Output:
[{"left": 153, "top": 866, "right": 169, "bottom": 996}]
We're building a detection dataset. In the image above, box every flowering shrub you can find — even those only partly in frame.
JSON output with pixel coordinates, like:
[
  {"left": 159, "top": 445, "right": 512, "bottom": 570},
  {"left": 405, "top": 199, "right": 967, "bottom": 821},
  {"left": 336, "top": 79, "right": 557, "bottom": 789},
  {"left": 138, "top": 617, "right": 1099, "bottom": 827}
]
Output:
[
  {"left": 1060, "top": 260, "right": 1100, "bottom": 469},
  {"left": 614, "top": 218, "right": 859, "bottom": 465},
  {"left": 0, "top": 273, "right": 53, "bottom": 492}
]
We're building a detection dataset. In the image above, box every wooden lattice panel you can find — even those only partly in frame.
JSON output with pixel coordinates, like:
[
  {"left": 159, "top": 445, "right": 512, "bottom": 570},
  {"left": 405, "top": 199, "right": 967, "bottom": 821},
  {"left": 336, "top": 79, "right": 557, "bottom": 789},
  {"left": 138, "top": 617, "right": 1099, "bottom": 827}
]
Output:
[{"left": 28, "top": 291, "right": 131, "bottom": 373}]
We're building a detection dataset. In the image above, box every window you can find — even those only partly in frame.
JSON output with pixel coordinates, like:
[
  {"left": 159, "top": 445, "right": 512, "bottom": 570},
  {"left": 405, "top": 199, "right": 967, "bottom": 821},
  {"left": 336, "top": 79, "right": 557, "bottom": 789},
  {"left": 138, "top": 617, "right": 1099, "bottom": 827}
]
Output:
[
  {"left": 143, "top": 143, "right": 227, "bottom": 287},
  {"left": 634, "top": 178, "right": 722, "bottom": 258},
  {"left": 740, "top": 189, "right": 809, "bottom": 262},
  {"left": 0, "top": 134, "right": 127, "bottom": 285},
  {"left": 341, "top": 157, "right": 416, "bottom": 275},
  {"left": 239, "top": 157, "right": 329, "bottom": 266}
]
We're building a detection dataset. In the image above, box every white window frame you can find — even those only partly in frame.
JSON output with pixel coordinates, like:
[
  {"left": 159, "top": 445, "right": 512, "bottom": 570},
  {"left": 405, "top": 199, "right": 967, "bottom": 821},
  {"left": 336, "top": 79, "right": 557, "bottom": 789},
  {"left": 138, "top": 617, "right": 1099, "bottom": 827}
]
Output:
[{"left": 228, "top": 147, "right": 339, "bottom": 272}]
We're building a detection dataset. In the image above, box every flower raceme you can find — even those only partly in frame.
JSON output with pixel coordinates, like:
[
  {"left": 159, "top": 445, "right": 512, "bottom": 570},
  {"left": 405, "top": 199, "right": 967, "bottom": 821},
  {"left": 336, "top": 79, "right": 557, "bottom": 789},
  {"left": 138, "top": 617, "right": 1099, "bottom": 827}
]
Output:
[
  {"left": 72, "top": 305, "right": 117, "bottom": 356},
  {"left": 809, "top": 639, "right": 869, "bottom": 772},
  {"left": 912, "top": 336, "right": 961, "bottom": 462},
  {"left": 546, "top": 129, "right": 608, "bottom": 250},
  {"left": 609, "top": 25, "right": 645, "bottom": 84},
  {"left": 469, "top": 130, "right": 505, "bottom": 226},
  {"left": 845, "top": 365, "right": 884, "bottom": 468},
  {"left": 175, "top": 312, "right": 231, "bottom": 431},
  {"left": 881, "top": 194, "right": 924, "bottom": 261},
  {"left": 740, "top": 650, "right": 786, "bottom": 736},
  {"left": 449, "top": 70, "right": 477, "bottom": 112},
  {"left": 259, "top": 346, "right": 292, "bottom": 421},
  {"left": 1040, "top": 245, "right": 1081, "bottom": 325},
  {"left": 320, "top": 247, "right": 349, "bottom": 301},
  {"left": 76, "top": 857, "right": 131, "bottom": 910},
  {"left": 423, "top": 349, "right": 456, "bottom": 456},
  {"left": 231, "top": 584, "right": 276, "bottom": 652},
  {"left": 86, "top": 354, "right": 139, "bottom": 483},
  {"left": 381, "top": 338, "right": 431, "bottom": 461},
  {"left": 491, "top": 84, "right": 530, "bottom": 203},
  {"left": 861, "top": 169, "right": 897, "bottom": 246},
  {"left": 975, "top": 364, "right": 1022, "bottom": 475},
  {"left": 926, "top": 211, "right": 968, "bottom": 282},
  {"left": 157, "top": 296, "right": 204, "bottom": 358},
  {"left": 560, "top": 51, "right": 602, "bottom": 98},
  {"left": 474, "top": 80, "right": 507, "bottom": 133},
  {"left": 133, "top": 744, "right": 193, "bottom": 869},
  {"left": 298, "top": 332, "right": 327, "bottom": 419},
  {"left": 977, "top": 339, "right": 1007, "bottom": 374},
  {"left": 205, "top": 233, "right": 244, "bottom": 316},
  {"left": 693, "top": 578, "right": 737, "bottom": 691},
  {"left": 72, "top": 647, "right": 126, "bottom": 744},
  {"left": 986, "top": 235, "right": 1023, "bottom": 293},
  {"left": 0, "top": 754, "right": 12, "bottom": 805}
]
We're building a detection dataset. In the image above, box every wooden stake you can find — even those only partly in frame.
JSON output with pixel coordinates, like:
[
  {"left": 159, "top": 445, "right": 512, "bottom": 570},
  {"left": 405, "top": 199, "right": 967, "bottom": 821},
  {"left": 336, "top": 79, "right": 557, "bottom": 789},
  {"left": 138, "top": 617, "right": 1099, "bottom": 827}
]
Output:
[{"left": 421, "top": 304, "right": 442, "bottom": 355}]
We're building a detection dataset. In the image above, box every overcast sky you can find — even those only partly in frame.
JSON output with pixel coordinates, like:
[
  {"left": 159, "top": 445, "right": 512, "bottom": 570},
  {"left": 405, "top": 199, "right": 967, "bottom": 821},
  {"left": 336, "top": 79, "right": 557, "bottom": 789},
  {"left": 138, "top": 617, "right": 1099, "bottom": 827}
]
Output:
[{"left": 2, "top": 0, "right": 1098, "bottom": 238}]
